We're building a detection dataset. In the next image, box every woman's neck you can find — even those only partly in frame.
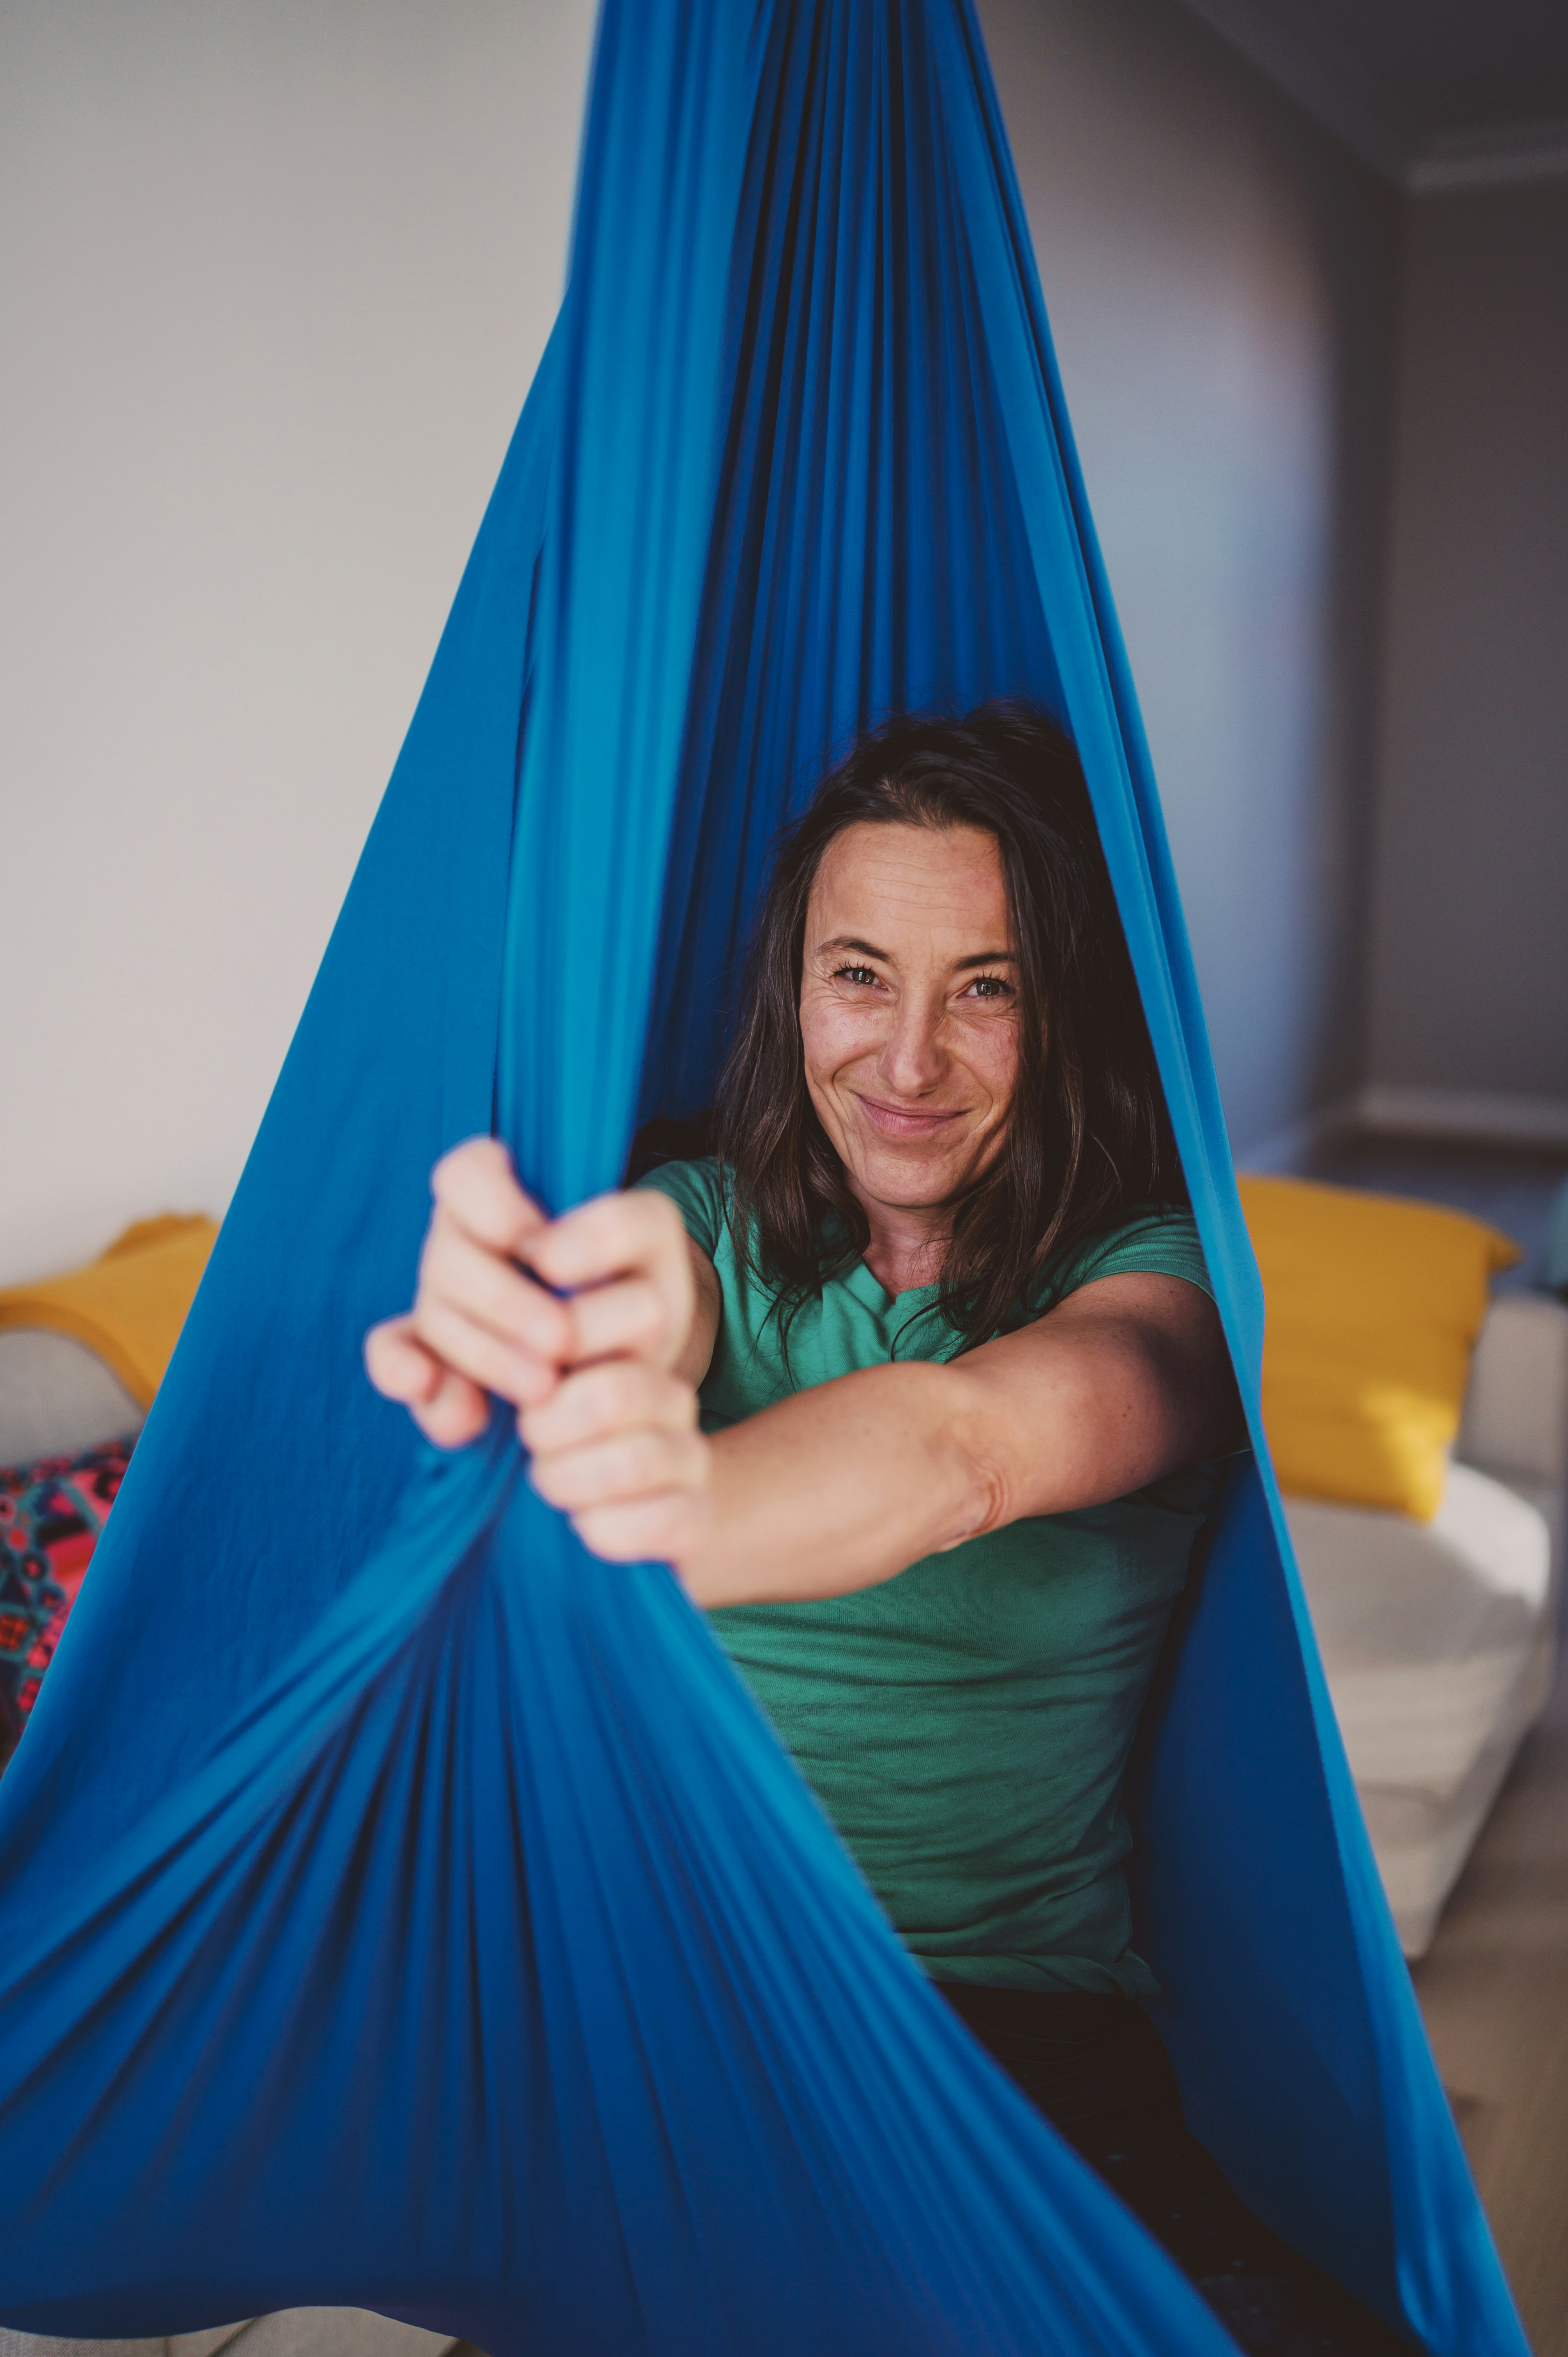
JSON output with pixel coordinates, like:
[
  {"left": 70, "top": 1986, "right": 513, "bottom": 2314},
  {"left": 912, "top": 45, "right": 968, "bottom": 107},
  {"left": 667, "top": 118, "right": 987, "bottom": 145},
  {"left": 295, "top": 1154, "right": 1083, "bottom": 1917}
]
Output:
[{"left": 855, "top": 1195, "right": 952, "bottom": 1299}]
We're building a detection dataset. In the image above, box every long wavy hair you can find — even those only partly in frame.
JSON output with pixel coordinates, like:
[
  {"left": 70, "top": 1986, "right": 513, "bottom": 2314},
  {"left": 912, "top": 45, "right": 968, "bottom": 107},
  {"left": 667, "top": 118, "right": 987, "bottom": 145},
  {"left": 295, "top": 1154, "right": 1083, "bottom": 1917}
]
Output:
[{"left": 649, "top": 701, "right": 1185, "bottom": 1351}]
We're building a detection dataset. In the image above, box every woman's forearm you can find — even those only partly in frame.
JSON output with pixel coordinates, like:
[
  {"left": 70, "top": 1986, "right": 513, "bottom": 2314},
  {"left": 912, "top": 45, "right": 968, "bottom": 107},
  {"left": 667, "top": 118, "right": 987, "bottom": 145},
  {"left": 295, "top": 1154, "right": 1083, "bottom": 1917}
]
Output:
[
  {"left": 667, "top": 1272, "right": 1240, "bottom": 1610},
  {"left": 673, "top": 1360, "right": 995, "bottom": 1608}
]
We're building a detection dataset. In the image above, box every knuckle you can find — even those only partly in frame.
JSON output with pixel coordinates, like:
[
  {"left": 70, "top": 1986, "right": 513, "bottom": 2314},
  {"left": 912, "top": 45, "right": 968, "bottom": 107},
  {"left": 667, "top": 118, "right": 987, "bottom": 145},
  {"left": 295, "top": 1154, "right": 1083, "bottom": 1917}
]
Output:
[
  {"left": 415, "top": 1302, "right": 508, "bottom": 1398},
  {"left": 433, "top": 1137, "right": 521, "bottom": 1236},
  {"left": 529, "top": 1454, "right": 569, "bottom": 1507},
  {"left": 627, "top": 1279, "right": 664, "bottom": 1341},
  {"left": 645, "top": 1191, "right": 683, "bottom": 1249},
  {"left": 417, "top": 1221, "right": 471, "bottom": 1306},
  {"left": 431, "top": 1137, "right": 489, "bottom": 1198},
  {"left": 556, "top": 1365, "right": 610, "bottom": 1434},
  {"left": 471, "top": 1250, "right": 526, "bottom": 1326},
  {"left": 604, "top": 1360, "right": 648, "bottom": 1422},
  {"left": 572, "top": 1508, "right": 630, "bottom": 1563},
  {"left": 522, "top": 1287, "right": 569, "bottom": 1357},
  {"left": 614, "top": 1433, "right": 655, "bottom": 1487}
]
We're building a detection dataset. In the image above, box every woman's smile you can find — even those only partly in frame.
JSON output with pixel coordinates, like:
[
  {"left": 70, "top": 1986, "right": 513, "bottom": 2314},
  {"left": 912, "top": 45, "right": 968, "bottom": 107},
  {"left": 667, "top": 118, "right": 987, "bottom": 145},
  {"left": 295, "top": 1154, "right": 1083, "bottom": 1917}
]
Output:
[{"left": 851, "top": 1092, "right": 969, "bottom": 1139}]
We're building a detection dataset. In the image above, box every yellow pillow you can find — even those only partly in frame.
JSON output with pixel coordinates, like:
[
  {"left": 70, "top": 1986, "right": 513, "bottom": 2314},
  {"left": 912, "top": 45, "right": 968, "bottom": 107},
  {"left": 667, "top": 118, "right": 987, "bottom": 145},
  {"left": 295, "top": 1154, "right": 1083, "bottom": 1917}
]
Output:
[
  {"left": 1236, "top": 1175, "right": 1519, "bottom": 1521},
  {"left": 0, "top": 1212, "right": 219, "bottom": 1408}
]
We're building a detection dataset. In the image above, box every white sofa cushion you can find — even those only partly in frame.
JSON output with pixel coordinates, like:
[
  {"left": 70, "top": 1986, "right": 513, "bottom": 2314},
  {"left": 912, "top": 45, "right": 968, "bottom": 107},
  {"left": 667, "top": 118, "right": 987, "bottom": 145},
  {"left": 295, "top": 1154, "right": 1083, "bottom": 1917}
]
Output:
[
  {"left": 1288, "top": 1465, "right": 1551, "bottom": 1795},
  {"left": 0, "top": 1329, "right": 145, "bottom": 1466},
  {"left": 1285, "top": 1461, "right": 1554, "bottom": 1955}
]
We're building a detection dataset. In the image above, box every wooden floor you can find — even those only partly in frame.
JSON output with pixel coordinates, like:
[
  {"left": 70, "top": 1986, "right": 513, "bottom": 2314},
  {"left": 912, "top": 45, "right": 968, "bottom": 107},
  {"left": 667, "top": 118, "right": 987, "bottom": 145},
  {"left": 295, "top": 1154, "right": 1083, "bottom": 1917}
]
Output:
[
  {"left": 1295, "top": 1131, "right": 1568, "bottom": 2352},
  {"left": 1413, "top": 1643, "right": 1568, "bottom": 2356}
]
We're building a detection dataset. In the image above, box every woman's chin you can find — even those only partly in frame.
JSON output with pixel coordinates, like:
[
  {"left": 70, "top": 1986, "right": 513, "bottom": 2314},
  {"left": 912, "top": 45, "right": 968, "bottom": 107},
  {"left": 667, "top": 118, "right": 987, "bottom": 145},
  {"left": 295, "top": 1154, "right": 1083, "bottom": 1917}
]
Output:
[{"left": 841, "top": 1140, "right": 974, "bottom": 1210}]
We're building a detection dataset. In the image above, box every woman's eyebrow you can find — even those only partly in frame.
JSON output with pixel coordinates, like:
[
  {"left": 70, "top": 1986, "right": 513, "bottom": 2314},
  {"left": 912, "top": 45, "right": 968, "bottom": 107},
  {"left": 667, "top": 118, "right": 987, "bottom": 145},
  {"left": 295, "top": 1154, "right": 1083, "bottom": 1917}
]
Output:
[
  {"left": 816, "top": 936, "right": 1017, "bottom": 968},
  {"left": 819, "top": 934, "right": 891, "bottom": 960}
]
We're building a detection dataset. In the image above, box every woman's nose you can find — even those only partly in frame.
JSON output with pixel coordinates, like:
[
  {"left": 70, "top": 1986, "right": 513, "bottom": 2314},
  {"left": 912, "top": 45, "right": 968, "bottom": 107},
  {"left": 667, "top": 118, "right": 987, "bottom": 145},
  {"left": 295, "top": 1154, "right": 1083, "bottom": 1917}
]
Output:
[{"left": 878, "top": 996, "right": 948, "bottom": 1096}]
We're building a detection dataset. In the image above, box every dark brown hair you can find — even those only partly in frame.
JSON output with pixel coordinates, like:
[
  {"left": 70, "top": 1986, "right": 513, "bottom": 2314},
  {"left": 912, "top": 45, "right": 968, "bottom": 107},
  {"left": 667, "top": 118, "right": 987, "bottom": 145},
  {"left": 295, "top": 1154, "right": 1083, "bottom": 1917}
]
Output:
[{"left": 675, "top": 701, "right": 1185, "bottom": 1350}]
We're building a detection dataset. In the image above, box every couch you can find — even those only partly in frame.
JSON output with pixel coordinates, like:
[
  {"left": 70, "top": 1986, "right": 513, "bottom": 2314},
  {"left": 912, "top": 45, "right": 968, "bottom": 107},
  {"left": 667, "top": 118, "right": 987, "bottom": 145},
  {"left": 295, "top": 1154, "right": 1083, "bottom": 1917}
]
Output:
[{"left": 1284, "top": 1289, "right": 1568, "bottom": 1956}]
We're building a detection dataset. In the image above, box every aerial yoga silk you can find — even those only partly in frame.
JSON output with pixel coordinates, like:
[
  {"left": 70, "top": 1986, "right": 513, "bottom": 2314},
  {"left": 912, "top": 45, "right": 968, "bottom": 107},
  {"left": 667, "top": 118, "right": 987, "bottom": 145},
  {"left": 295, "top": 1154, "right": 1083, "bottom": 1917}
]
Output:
[{"left": 0, "top": 4, "right": 1527, "bottom": 2353}]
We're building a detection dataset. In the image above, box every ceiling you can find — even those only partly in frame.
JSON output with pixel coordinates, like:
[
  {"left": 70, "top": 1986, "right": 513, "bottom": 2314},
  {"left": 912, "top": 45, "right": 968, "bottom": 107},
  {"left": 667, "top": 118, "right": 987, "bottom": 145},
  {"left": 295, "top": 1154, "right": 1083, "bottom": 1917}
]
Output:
[{"left": 1176, "top": 0, "right": 1568, "bottom": 187}]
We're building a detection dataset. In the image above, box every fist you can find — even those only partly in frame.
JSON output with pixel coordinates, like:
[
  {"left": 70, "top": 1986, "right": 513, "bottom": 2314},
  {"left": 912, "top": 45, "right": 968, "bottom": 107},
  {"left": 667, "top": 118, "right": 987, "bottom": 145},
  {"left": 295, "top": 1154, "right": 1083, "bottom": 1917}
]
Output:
[{"left": 364, "top": 1137, "right": 713, "bottom": 1565}]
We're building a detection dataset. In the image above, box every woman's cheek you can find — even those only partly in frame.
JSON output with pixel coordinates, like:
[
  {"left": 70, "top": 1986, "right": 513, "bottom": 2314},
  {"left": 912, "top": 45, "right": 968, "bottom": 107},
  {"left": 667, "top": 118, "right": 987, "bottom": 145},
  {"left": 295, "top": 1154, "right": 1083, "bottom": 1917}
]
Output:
[
  {"left": 964, "top": 1013, "right": 1021, "bottom": 1117},
  {"left": 800, "top": 995, "right": 880, "bottom": 1089}
]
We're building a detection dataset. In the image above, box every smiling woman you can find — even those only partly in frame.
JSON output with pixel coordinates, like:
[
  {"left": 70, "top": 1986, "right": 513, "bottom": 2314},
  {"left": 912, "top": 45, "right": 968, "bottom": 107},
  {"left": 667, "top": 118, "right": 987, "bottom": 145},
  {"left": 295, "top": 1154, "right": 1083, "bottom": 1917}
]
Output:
[
  {"left": 711, "top": 701, "right": 1184, "bottom": 1342},
  {"left": 364, "top": 704, "right": 1402, "bottom": 2355}
]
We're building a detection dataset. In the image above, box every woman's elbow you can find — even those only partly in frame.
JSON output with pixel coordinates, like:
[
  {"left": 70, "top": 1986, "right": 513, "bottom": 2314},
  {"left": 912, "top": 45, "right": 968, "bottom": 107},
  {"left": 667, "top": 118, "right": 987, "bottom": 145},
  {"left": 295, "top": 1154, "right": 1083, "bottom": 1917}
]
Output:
[{"left": 934, "top": 1372, "right": 1017, "bottom": 1548}]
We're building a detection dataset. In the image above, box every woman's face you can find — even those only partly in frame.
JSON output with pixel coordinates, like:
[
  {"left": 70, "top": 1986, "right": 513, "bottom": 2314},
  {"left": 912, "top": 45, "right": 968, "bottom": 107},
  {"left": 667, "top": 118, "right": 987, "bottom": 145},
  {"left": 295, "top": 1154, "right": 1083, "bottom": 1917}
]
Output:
[{"left": 799, "top": 820, "right": 1022, "bottom": 1217}]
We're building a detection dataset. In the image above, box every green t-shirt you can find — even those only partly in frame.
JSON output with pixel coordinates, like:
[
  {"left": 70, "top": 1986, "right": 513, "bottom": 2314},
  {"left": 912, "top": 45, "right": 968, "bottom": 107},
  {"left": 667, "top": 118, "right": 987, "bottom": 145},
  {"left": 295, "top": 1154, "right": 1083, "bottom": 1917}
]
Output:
[{"left": 636, "top": 1156, "right": 1222, "bottom": 1998}]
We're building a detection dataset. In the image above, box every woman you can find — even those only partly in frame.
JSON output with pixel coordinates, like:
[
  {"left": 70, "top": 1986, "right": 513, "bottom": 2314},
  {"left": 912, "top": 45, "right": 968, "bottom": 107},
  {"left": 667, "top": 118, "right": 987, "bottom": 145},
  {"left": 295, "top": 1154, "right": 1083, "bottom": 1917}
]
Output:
[{"left": 366, "top": 703, "right": 1402, "bottom": 2357}]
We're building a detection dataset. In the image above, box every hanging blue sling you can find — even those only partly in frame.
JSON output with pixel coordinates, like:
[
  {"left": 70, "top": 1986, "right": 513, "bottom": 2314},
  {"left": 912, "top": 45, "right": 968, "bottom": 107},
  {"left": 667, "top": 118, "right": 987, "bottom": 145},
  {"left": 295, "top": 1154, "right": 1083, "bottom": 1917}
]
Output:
[{"left": 0, "top": 5, "right": 1527, "bottom": 2354}]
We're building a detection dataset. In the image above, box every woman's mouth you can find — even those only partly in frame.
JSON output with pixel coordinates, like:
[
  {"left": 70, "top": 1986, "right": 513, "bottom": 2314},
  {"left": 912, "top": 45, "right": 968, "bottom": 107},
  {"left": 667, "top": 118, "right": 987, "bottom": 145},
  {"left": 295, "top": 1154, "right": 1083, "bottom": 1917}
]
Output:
[{"left": 853, "top": 1094, "right": 965, "bottom": 1139}]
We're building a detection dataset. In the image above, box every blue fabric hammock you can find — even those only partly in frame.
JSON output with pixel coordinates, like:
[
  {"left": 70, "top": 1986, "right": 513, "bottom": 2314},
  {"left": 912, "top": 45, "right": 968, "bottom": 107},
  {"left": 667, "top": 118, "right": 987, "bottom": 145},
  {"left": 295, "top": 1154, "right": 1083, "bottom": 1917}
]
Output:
[{"left": 0, "top": 5, "right": 1526, "bottom": 2353}]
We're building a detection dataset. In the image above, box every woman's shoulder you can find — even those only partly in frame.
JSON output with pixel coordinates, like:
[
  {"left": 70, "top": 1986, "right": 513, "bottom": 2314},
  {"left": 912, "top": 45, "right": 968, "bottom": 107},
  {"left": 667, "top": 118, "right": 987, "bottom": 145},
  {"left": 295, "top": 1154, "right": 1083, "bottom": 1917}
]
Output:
[
  {"left": 1026, "top": 1203, "right": 1211, "bottom": 1318},
  {"left": 631, "top": 1154, "right": 729, "bottom": 1263}
]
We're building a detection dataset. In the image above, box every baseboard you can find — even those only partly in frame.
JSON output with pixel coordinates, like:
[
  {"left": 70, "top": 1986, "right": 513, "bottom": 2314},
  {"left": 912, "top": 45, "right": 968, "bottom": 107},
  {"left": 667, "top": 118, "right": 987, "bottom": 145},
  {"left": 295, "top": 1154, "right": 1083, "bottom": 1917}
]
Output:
[
  {"left": 1235, "top": 1095, "right": 1359, "bottom": 1175},
  {"left": 1357, "top": 1085, "right": 1568, "bottom": 1152},
  {"left": 1233, "top": 1084, "right": 1568, "bottom": 1172}
]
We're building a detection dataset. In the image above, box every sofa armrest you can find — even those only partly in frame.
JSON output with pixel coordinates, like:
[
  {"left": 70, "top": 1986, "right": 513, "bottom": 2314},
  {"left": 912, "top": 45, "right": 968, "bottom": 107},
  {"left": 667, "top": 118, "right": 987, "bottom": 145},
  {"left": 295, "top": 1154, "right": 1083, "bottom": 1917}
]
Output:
[{"left": 1457, "top": 1292, "right": 1568, "bottom": 1487}]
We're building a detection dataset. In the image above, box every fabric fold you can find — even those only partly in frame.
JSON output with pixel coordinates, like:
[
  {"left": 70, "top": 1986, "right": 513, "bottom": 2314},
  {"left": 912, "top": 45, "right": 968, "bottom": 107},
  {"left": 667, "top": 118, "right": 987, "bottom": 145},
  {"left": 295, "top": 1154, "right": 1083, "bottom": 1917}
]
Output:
[{"left": 0, "top": 6, "right": 1524, "bottom": 2355}]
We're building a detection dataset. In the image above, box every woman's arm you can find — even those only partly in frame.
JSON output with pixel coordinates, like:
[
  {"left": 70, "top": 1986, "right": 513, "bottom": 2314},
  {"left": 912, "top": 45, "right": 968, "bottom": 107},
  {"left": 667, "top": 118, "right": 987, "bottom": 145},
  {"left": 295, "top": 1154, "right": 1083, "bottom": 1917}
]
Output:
[
  {"left": 699, "top": 1274, "right": 1241, "bottom": 1603},
  {"left": 367, "top": 1139, "right": 1241, "bottom": 1606},
  {"left": 535, "top": 1270, "right": 1241, "bottom": 1607}
]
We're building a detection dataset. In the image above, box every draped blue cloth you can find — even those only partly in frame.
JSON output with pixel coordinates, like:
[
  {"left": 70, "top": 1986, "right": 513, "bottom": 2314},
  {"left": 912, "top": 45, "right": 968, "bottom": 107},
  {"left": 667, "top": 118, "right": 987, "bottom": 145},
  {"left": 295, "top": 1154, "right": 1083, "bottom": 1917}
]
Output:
[{"left": 0, "top": 5, "right": 1525, "bottom": 2353}]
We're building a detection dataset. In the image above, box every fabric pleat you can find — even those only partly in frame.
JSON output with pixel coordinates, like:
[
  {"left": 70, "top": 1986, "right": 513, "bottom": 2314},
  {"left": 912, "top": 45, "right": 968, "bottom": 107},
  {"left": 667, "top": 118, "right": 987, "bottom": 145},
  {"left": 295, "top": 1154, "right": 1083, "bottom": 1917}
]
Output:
[{"left": 0, "top": 5, "right": 1526, "bottom": 2355}]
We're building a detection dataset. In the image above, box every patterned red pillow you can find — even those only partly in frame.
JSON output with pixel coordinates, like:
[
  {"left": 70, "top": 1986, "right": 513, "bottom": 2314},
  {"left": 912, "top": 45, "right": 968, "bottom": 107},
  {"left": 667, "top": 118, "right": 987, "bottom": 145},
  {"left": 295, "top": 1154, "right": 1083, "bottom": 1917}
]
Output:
[{"left": 0, "top": 1435, "right": 134, "bottom": 1752}]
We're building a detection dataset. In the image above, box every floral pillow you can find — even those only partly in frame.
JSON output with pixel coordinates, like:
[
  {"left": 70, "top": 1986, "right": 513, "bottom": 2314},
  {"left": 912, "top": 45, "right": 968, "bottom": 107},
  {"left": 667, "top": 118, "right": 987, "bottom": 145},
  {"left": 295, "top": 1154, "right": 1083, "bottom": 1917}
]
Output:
[{"left": 0, "top": 1434, "right": 134, "bottom": 1752}]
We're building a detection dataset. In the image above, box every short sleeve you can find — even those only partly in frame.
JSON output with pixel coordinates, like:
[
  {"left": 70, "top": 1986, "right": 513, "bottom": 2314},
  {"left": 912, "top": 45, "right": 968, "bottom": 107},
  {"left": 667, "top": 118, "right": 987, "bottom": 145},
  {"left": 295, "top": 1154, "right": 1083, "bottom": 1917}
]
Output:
[
  {"left": 633, "top": 1156, "right": 726, "bottom": 1262},
  {"left": 1041, "top": 1208, "right": 1213, "bottom": 1310}
]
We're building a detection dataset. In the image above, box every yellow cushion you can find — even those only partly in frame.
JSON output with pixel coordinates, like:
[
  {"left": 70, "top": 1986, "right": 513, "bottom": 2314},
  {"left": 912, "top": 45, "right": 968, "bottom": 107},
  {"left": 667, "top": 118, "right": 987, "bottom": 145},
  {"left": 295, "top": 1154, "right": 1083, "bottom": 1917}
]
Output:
[
  {"left": 0, "top": 1213, "right": 219, "bottom": 1408},
  {"left": 1236, "top": 1175, "right": 1519, "bottom": 1521}
]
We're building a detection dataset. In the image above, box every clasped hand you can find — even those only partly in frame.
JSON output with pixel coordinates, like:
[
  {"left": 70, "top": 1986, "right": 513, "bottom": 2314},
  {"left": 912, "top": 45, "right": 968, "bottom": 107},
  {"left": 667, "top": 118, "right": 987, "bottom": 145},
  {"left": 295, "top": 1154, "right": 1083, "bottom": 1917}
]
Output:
[{"left": 364, "top": 1138, "right": 712, "bottom": 1566}]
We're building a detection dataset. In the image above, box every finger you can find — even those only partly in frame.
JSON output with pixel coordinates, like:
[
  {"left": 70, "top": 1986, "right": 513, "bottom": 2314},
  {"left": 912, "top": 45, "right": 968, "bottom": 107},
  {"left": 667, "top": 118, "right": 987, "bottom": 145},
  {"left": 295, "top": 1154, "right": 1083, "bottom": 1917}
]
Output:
[
  {"left": 561, "top": 1275, "right": 673, "bottom": 1367},
  {"left": 408, "top": 1362, "right": 492, "bottom": 1451},
  {"left": 569, "top": 1495, "right": 700, "bottom": 1566},
  {"left": 420, "top": 1219, "right": 573, "bottom": 1362},
  {"left": 365, "top": 1313, "right": 490, "bottom": 1445},
  {"left": 526, "top": 1188, "right": 685, "bottom": 1293},
  {"left": 527, "top": 1427, "right": 706, "bottom": 1516},
  {"left": 414, "top": 1294, "right": 561, "bottom": 1412},
  {"left": 364, "top": 1315, "right": 443, "bottom": 1405},
  {"left": 431, "top": 1137, "right": 547, "bottom": 1257},
  {"left": 519, "top": 1360, "right": 694, "bottom": 1456}
]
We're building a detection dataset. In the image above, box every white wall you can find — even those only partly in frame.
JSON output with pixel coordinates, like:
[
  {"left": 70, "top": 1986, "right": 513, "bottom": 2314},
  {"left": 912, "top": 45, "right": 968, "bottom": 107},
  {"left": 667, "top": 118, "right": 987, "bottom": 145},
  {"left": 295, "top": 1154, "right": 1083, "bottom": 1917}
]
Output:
[
  {"left": 977, "top": 0, "right": 1399, "bottom": 1163},
  {"left": 1365, "top": 178, "right": 1568, "bottom": 1117},
  {"left": 0, "top": 0, "right": 598, "bottom": 1285},
  {"left": 2, "top": 0, "right": 1397, "bottom": 1285}
]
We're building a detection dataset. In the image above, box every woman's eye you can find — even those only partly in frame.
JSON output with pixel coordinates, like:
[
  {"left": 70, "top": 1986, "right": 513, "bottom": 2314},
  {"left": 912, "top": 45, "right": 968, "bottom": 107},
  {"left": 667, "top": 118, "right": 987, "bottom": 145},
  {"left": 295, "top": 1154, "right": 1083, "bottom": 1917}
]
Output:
[
  {"left": 965, "top": 974, "right": 1013, "bottom": 1001},
  {"left": 833, "top": 964, "right": 880, "bottom": 987}
]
